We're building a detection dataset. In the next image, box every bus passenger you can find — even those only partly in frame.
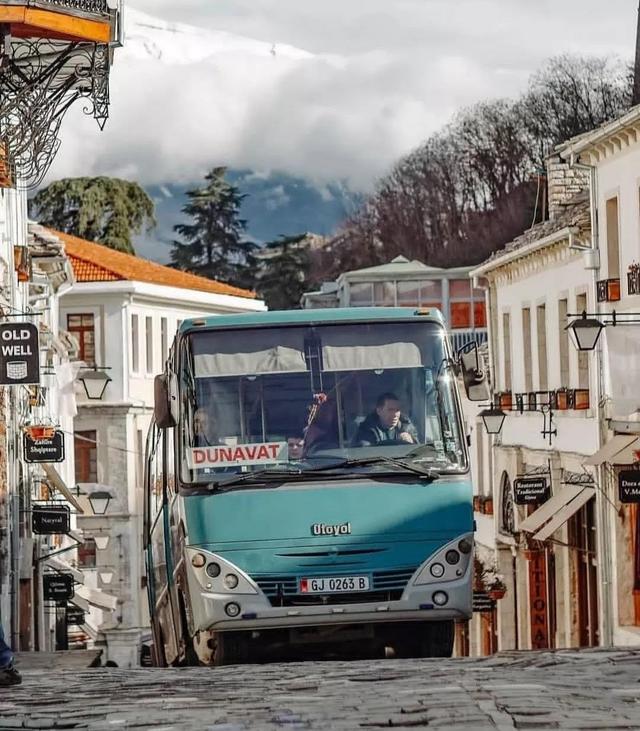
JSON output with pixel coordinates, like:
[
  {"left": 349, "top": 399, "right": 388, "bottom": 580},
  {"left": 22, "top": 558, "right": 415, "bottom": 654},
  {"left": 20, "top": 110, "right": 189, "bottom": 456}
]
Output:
[
  {"left": 352, "top": 392, "right": 418, "bottom": 446},
  {"left": 193, "top": 408, "right": 222, "bottom": 447}
]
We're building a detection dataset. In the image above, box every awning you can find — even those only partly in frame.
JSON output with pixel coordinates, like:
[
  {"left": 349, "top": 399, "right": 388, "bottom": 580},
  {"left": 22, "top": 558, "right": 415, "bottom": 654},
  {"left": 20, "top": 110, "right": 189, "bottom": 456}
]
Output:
[
  {"left": 75, "top": 585, "right": 117, "bottom": 612},
  {"left": 41, "top": 464, "right": 84, "bottom": 514},
  {"left": 584, "top": 435, "right": 637, "bottom": 466},
  {"left": 44, "top": 556, "right": 84, "bottom": 584},
  {"left": 519, "top": 485, "right": 596, "bottom": 541}
]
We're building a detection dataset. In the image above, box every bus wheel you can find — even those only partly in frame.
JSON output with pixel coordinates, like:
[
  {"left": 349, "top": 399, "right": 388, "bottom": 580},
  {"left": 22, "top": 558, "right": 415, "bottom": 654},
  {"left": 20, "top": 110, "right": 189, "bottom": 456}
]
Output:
[{"left": 212, "top": 632, "right": 250, "bottom": 666}]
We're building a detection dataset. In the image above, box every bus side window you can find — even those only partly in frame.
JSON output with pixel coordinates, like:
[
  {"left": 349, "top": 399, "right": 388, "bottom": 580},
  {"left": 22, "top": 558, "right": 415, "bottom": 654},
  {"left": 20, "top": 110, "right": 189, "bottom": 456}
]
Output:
[
  {"left": 165, "top": 426, "right": 176, "bottom": 497},
  {"left": 150, "top": 428, "right": 164, "bottom": 518}
]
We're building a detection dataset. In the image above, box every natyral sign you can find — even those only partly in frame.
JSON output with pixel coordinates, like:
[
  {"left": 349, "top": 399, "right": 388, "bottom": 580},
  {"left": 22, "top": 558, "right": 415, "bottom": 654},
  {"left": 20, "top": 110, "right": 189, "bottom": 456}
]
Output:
[
  {"left": 472, "top": 591, "right": 496, "bottom": 613},
  {"left": 23, "top": 430, "right": 65, "bottom": 463},
  {"left": 0, "top": 323, "right": 39, "bottom": 385},
  {"left": 32, "top": 504, "right": 70, "bottom": 535},
  {"left": 514, "top": 477, "right": 550, "bottom": 505},
  {"left": 43, "top": 574, "right": 74, "bottom": 602},
  {"left": 188, "top": 442, "right": 288, "bottom": 469},
  {"left": 66, "top": 606, "right": 85, "bottom": 625},
  {"left": 618, "top": 471, "right": 640, "bottom": 504}
]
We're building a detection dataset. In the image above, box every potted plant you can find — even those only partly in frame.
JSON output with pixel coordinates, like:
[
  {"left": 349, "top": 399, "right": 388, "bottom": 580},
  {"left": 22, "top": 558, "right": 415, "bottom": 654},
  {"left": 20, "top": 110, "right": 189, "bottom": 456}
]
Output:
[
  {"left": 573, "top": 389, "right": 590, "bottom": 410},
  {"left": 555, "top": 388, "right": 570, "bottom": 410},
  {"left": 499, "top": 391, "right": 513, "bottom": 411},
  {"left": 483, "top": 496, "right": 494, "bottom": 516},
  {"left": 487, "top": 578, "right": 507, "bottom": 601}
]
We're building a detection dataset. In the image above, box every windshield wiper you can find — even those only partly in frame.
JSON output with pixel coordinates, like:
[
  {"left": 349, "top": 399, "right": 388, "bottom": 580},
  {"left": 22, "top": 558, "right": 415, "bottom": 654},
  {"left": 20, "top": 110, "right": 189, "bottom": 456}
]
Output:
[
  {"left": 209, "top": 466, "right": 304, "bottom": 491},
  {"left": 305, "top": 456, "right": 439, "bottom": 480}
]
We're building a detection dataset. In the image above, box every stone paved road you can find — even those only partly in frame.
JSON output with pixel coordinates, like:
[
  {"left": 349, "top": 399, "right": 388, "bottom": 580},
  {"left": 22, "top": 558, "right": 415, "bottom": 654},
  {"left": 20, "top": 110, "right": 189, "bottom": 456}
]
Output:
[{"left": 1, "top": 648, "right": 640, "bottom": 730}]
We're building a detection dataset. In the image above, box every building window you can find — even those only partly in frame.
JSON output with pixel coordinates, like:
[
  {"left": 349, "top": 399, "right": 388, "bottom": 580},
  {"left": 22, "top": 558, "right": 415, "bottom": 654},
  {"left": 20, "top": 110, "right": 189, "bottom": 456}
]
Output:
[
  {"left": 606, "top": 196, "right": 620, "bottom": 281},
  {"left": 522, "top": 307, "right": 533, "bottom": 392},
  {"left": 131, "top": 314, "right": 139, "bottom": 372},
  {"left": 558, "top": 299, "right": 570, "bottom": 385},
  {"left": 350, "top": 282, "right": 374, "bottom": 306},
  {"left": 576, "top": 293, "right": 589, "bottom": 389},
  {"left": 502, "top": 312, "right": 512, "bottom": 391},
  {"left": 450, "top": 279, "right": 472, "bottom": 328},
  {"left": 146, "top": 316, "right": 153, "bottom": 374},
  {"left": 67, "top": 313, "right": 95, "bottom": 365},
  {"left": 536, "top": 304, "right": 547, "bottom": 391},
  {"left": 160, "top": 317, "right": 168, "bottom": 365},
  {"left": 373, "top": 282, "right": 394, "bottom": 306},
  {"left": 78, "top": 538, "right": 96, "bottom": 569},
  {"left": 74, "top": 430, "right": 97, "bottom": 483}
]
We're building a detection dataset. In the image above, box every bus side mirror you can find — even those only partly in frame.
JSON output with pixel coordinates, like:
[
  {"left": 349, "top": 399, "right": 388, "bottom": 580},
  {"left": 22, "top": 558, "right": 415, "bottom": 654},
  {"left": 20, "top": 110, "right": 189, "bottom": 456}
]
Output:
[
  {"left": 154, "top": 374, "right": 176, "bottom": 428},
  {"left": 458, "top": 343, "right": 489, "bottom": 402}
]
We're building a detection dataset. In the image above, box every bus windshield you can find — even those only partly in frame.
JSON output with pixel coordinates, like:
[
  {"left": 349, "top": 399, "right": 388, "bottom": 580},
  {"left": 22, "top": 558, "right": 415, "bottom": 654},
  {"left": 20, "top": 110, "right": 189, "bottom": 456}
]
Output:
[{"left": 178, "top": 321, "right": 467, "bottom": 485}]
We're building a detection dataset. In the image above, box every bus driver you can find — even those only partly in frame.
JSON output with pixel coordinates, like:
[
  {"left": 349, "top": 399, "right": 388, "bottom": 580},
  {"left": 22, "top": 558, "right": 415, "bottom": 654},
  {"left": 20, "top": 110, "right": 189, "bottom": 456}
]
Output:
[{"left": 352, "top": 392, "right": 418, "bottom": 446}]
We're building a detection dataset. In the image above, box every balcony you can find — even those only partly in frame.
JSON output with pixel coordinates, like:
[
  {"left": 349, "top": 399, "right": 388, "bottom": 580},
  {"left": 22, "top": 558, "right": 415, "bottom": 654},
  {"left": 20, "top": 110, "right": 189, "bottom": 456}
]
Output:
[{"left": 596, "top": 278, "right": 621, "bottom": 303}]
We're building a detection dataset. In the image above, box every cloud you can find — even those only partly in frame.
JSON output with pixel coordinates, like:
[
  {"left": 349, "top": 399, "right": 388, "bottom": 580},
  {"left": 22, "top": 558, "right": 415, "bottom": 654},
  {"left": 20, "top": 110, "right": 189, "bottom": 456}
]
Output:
[{"left": 47, "top": 2, "right": 634, "bottom": 193}]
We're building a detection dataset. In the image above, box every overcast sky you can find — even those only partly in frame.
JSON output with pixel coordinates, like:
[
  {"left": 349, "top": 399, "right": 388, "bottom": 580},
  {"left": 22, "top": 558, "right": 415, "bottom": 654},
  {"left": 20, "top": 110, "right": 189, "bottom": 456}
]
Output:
[{"left": 48, "top": 0, "right": 637, "bottom": 192}]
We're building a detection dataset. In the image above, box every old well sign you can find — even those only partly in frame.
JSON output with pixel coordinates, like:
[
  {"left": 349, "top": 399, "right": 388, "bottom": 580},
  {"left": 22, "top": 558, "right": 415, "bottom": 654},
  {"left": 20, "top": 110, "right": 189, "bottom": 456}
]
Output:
[
  {"left": 618, "top": 471, "right": 640, "bottom": 504},
  {"left": 0, "top": 323, "right": 39, "bottom": 385}
]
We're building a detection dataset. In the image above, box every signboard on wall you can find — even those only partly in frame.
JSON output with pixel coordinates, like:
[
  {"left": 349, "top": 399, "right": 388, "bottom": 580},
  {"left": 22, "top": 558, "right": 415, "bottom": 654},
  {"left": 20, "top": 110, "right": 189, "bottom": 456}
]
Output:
[
  {"left": 23, "top": 430, "right": 65, "bottom": 463},
  {"left": 0, "top": 323, "right": 39, "bottom": 385},
  {"left": 618, "top": 471, "right": 640, "bottom": 504},
  {"left": 514, "top": 477, "right": 550, "bottom": 505},
  {"left": 472, "top": 591, "right": 496, "bottom": 613},
  {"left": 66, "top": 606, "right": 85, "bottom": 625},
  {"left": 43, "top": 574, "right": 74, "bottom": 602},
  {"left": 32, "top": 505, "right": 70, "bottom": 535},
  {"left": 528, "top": 551, "right": 550, "bottom": 649}
]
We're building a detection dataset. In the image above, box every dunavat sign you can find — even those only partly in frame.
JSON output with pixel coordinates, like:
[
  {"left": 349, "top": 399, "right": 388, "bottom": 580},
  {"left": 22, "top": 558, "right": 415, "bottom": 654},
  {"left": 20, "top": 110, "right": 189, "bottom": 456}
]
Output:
[{"left": 0, "top": 323, "right": 39, "bottom": 385}]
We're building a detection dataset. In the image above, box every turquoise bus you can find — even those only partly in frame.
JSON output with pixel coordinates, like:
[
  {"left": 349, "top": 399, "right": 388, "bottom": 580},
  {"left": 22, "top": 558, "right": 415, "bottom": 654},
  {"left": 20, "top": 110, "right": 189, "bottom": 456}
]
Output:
[{"left": 143, "top": 307, "right": 485, "bottom": 665}]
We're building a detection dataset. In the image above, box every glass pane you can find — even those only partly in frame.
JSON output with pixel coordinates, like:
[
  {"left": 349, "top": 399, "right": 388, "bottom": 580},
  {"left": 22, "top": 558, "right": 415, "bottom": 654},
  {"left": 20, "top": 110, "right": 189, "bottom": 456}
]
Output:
[
  {"left": 450, "top": 302, "right": 472, "bottom": 328},
  {"left": 449, "top": 279, "right": 471, "bottom": 298},
  {"left": 474, "top": 302, "right": 487, "bottom": 328},
  {"left": 67, "top": 315, "right": 81, "bottom": 328},
  {"left": 420, "top": 280, "right": 442, "bottom": 300},
  {"left": 397, "top": 281, "right": 420, "bottom": 305},
  {"left": 373, "top": 282, "right": 394, "bottom": 306},
  {"left": 350, "top": 283, "right": 373, "bottom": 305}
]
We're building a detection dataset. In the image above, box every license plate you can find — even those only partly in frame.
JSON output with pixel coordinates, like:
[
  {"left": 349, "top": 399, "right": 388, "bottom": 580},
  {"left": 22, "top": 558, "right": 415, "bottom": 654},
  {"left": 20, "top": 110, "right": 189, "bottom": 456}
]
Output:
[{"left": 300, "top": 576, "right": 370, "bottom": 593}]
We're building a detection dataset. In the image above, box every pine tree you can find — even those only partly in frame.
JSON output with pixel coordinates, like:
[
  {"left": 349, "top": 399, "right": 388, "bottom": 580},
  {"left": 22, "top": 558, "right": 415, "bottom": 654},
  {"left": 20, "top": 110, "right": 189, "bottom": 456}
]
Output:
[
  {"left": 257, "top": 234, "right": 311, "bottom": 310},
  {"left": 29, "top": 177, "right": 155, "bottom": 255},
  {"left": 170, "top": 167, "right": 257, "bottom": 289}
]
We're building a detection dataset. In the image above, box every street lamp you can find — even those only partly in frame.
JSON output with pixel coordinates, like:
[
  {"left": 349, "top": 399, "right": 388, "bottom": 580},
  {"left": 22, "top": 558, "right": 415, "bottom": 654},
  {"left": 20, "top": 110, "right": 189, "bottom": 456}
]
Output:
[
  {"left": 99, "top": 570, "right": 114, "bottom": 585},
  {"left": 480, "top": 406, "right": 507, "bottom": 435},
  {"left": 94, "top": 535, "right": 110, "bottom": 551},
  {"left": 78, "top": 366, "right": 112, "bottom": 400},
  {"left": 566, "top": 312, "right": 605, "bottom": 352},
  {"left": 88, "top": 491, "right": 112, "bottom": 516}
]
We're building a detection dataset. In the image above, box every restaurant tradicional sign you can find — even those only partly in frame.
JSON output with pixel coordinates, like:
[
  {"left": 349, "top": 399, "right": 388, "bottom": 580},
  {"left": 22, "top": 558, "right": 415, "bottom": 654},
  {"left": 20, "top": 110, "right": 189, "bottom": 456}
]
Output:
[
  {"left": 514, "top": 476, "right": 550, "bottom": 505},
  {"left": 23, "top": 430, "right": 65, "bottom": 463},
  {"left": 618, "top": 471, "right": 640, "bottom": 504},
  {"left": 0, "top": 322, "right": 40, "bottom": 385}
]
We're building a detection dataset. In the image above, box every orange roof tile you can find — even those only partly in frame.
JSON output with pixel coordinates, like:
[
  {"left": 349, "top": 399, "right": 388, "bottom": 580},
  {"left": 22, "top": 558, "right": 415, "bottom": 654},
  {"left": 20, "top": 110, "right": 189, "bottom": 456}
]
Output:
[{"left": 52, "top": 230, "right": 256, "bottom": 300}]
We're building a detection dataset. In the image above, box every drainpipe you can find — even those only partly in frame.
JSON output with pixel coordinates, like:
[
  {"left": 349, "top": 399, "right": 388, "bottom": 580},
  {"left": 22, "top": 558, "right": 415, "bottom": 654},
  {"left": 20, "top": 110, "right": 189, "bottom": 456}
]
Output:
[{"left": 567, "top": 153, "right": 613, "bottom": 648}]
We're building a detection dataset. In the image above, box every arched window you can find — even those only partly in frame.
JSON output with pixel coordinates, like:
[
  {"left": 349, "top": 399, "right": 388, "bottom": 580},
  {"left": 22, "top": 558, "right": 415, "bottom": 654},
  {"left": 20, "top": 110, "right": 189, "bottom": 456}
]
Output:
[{"left": 500, "top": 471, "right": 515, "bottom": 535}]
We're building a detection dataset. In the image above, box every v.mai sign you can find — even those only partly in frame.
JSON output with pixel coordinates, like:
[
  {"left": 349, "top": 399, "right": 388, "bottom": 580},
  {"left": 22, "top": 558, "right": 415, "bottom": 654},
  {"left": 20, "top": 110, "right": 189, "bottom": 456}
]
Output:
[{"left": 618, "top": 471, "right": 640, "bottom": 504}]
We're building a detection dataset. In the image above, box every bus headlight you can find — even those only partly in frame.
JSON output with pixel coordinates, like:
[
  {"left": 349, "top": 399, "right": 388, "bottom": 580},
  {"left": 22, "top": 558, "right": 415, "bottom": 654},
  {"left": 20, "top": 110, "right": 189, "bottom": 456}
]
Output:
[
  {"left": 206, "top": 562, "right": 221, "bottom": 578},
  {"left": 432, "top": 591, "right": 448, "bottom": 606},
  {"left": 445, "top": 550, "right": 460, "bottom": 565},
  {"left": 458, "top": 538, "right": 472, "bottom": 554},
  {"left": 225, "top": 602, "right": 241, "bottom": 617},
  {"left": 191, "top": 553, "right": 206, "bottom": 568},
  {"left": 224, "top": 574, "right": 239, "bottom": 590},
  {"left": 429, "top": 563, "right": 445, "bottom": 578}
]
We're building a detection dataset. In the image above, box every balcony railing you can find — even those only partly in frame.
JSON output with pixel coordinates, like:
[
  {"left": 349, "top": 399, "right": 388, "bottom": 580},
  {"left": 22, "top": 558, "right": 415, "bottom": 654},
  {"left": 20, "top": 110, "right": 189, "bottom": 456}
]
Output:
[
  {"left": 450, "top": 328, "right": 488, "bottom": 353},
  {"left": 24, "top": 0, "right": 111, "bottom": 16}
]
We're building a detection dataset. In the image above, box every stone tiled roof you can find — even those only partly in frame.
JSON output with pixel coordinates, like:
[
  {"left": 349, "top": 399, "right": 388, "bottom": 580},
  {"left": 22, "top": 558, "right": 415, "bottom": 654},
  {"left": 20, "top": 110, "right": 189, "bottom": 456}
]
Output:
[
  {"left": 52, "top": 230, "right": 256, "bottom": 299},
  {"left": 478, "top": 192, "right": 591, "bottom": 271}
]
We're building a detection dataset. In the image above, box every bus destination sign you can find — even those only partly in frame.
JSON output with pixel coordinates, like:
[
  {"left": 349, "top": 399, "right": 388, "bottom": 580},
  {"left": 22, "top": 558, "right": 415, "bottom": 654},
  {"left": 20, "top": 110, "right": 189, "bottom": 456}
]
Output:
[
  {"left": 618, "top": 471, "right": 640, "bottom": 504},
  {"left": 23, "top": 430, "right": 65, "bottom": 463},
  {"left": 0, "top": 323, "right": 40, "bottom": 385},
  {"left": 514, "top": 477, "right": 549, "bottom": 505}
]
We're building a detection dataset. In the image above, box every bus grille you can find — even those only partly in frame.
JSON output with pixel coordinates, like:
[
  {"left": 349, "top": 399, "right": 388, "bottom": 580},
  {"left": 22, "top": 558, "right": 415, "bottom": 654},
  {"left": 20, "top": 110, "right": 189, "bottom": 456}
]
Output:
[{"left": 254, "top": 567, "right": 417, "bottom": 607}]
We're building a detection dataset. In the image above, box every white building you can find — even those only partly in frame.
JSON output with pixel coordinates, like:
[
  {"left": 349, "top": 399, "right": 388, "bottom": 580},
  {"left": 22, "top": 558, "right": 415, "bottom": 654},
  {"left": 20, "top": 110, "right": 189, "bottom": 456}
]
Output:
[{"left": 57, "top": 231, "right": 265, "bottom": 666}]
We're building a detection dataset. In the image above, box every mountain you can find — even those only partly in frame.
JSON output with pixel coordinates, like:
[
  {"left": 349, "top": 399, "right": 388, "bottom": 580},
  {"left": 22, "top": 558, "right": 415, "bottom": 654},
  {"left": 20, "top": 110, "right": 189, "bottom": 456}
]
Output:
[{"left": 134, "top": 171, "right": 359, "bottom": 263}]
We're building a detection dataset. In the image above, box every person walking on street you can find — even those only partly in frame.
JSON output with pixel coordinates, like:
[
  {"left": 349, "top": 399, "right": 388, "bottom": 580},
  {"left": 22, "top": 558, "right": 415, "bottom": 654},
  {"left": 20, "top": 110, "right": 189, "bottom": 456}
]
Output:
[{"left": 0, "top": 624, "right": 21, "bottom": 686}]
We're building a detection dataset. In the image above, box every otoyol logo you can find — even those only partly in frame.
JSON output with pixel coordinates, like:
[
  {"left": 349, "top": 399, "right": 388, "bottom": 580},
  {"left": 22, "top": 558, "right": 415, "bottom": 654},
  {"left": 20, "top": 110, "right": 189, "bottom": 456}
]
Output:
[{"left": 311, "top": 522, "right": 352, "bottom": 536}]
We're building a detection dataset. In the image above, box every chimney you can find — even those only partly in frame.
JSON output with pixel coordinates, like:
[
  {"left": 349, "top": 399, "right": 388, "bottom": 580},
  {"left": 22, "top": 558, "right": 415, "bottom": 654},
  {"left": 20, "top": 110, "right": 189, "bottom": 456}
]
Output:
[
  {"left": 546, "top": 154, "right": 590, "bottom": 220},
  {"left": 634, "top": 1, "right": 640, "bottom": 106}
]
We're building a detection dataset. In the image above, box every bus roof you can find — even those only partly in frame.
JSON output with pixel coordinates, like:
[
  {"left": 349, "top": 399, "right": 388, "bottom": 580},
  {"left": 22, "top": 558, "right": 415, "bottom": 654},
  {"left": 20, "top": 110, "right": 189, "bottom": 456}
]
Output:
[{"left": 179, "top": 307, "right": 446, "bottom": 333}]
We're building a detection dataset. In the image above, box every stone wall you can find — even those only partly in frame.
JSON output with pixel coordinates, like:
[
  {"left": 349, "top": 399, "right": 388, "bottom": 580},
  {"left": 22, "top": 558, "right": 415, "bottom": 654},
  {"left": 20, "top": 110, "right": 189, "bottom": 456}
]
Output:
[{"left": 547, "top": 154, "right": 590, "bottom": 220}]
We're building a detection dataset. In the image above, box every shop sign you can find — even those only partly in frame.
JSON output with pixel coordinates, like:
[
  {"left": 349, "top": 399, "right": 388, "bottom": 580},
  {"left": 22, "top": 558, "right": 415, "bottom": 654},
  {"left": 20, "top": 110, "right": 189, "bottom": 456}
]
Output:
[
  {"left": 514, "top": 477, "right": 549, "bottom": 505},
  {"left": 32, "top": 504, "right": 70, "bottom": 535},
  {"left": 618, "top": 471, "right": 640, "bottom": 504},
  {"left": 0, "top": 323, "right": 39, "bottom": 385},
  {"left": 66, "top": 606, "right": 85, "bottom": 625},
  {"left": 472, "top": 591, "right": 496, "bottom": 613},
  {"left": 43, "top": 574, "right": 74, "bottom": 602},
  {"left": 528, "top": 551, "right": 550, "bottom": 649},
  {"left": 23, "top": 430, "right": 65, "bottom": 463}
]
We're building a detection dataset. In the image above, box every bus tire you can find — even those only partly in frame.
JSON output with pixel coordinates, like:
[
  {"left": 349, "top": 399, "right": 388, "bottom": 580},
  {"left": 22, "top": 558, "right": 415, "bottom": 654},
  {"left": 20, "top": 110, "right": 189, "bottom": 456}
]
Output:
[
  {"left": 213, "top": 632, "right": 250, "bottom": 666},
  {"left": 178, "top": 591, "right": 200, "bottom": 666},
  {"left": 424, "top": 620, "right": 455, "bottom": 657}
]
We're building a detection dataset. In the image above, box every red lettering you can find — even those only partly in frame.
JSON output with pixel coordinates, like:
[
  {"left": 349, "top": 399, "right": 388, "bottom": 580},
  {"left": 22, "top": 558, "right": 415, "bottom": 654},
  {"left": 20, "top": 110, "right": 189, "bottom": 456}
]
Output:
[
  {"left": 245, "top": 446, "right": 258, "bottom": 459},
  {"left": 257, "top": 445, "right": 269, "bottom": 459},
  {"left": 193, "top": 449, "right": 205, "bottom": 464},
  {"left": 268, "top": 443, "right": 279, "bottom": 458}
]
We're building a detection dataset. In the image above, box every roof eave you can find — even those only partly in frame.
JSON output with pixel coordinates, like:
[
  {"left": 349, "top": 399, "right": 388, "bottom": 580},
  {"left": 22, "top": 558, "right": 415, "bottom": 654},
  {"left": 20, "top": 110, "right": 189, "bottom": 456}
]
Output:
[{"left": 557, "top": 104, "right": 640, "bottom": 161}]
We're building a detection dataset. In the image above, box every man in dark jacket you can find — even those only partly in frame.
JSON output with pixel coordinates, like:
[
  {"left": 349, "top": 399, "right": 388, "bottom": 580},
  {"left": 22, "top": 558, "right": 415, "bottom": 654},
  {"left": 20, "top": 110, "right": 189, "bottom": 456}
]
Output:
[{"left": 353, "top": 392, "right": 418, "bottom": 446}]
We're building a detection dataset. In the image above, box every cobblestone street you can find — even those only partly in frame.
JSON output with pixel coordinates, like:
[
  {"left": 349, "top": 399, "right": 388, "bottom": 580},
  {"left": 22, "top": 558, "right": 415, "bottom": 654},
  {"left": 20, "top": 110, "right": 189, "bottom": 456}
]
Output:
[{"left": 1, "top": 648, "right": 639, "bottom": 730}]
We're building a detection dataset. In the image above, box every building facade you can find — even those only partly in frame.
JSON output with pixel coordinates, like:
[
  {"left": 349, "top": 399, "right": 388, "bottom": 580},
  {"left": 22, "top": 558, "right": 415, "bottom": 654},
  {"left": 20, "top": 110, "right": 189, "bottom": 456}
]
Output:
[{"left": 58, "top": 232, "right": 266, "bottom": 666}]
